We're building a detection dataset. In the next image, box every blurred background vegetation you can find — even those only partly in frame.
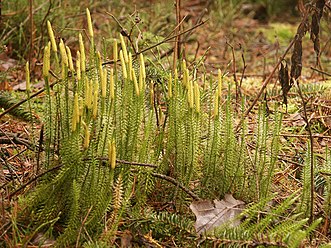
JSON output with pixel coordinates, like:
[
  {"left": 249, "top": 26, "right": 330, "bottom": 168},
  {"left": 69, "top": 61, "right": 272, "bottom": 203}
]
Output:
[{"left": 0, "top": 0, "right": 299, "bottom": 61}]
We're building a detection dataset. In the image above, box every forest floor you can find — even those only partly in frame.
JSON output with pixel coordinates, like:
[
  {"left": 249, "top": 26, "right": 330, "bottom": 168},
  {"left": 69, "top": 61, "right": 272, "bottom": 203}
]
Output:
[{"left": 1, "top": 0, "right": 331, "bottom": 246}]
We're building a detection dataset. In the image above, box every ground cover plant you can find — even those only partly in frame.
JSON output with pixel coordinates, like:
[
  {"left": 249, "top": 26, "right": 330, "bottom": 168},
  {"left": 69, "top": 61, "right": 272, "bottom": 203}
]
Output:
[{"left": 1, "top": 0, "right": 331, "bottom": 247}]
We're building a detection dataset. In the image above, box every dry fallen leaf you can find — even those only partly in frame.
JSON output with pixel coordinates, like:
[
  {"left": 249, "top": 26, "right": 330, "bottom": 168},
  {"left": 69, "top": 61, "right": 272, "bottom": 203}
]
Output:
[
  {"left": 288, "top": 113, "right": 306, "bottom": 127},
  {"left": 0, "top": 52, "right": 18, "bottom": 71},
  {"left": 13, "top": 81, "right": 27, "bottom": 91},
  {"left": 190, "top": 194, "right": 245, "bottom": 235}
]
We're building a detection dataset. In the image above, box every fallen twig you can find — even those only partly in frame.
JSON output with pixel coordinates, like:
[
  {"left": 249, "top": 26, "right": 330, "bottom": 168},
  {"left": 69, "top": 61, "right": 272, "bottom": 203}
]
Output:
[
  {"left": 8, "top": 164, "right": 62, "bottom": 199},
  {"left": 0, "top": 136, "right": 27, "bottom": 147},
  {"left": 94, "top": 157, "right": 158, "bottom": 168},
  {"left": 8, "top": 159, "right": 200, "bottom": 201},
  {"left": 0, "top": 136, "right": 38, "bottom": 151},
  {"left": 310, "top": 66, "right": 331, "bottom": 77},
  {"left": 280, "top": 133, "right": 331, "bottom": 139},
  {"left": 151, "top": 172, "right": 200, "bottom": 201}
]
